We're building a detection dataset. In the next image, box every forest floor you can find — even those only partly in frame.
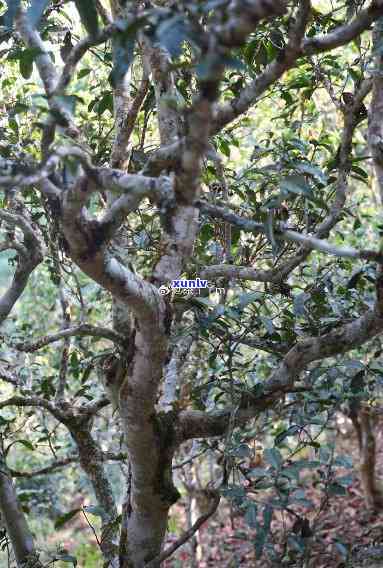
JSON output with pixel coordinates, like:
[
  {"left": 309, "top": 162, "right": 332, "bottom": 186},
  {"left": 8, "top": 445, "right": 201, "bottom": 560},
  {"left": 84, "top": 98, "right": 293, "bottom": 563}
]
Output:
[
  {"left": 41, "top": 419, "right": 383, "bottom": 567},
  {"left": 164, "top": 421, "right": 383, "bottom": 567}
]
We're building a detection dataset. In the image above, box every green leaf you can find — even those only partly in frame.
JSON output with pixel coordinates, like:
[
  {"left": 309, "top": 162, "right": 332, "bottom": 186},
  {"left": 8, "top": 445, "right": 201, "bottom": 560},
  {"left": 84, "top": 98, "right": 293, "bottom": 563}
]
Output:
[
  {"left": 288, "top": 534, "right": 305, "bottom": 553},
  {"left": 97, "top": 92, "right": 113, "bottom": 115},
  {"left": 293, "top": 292, "right": 309, "bottom": 317},
  {"left": 74, "top": 0, "right": 99, "bottom": 37},
  {"left": 220, "top": 485, "right": 246, "bottom": 501},
  {"left": 295, "top": 162, "right": 327, "bottom": 184},
  {"left": 13, "top": 102, "right": 29, "bottom": 114},
  {"left": 0, "top": 415, "right": 15, "bottom": 426},
  {"left": 280, "top": 175, "right": 314, "bottom": 199},
  {"left": 233, "top": 443, "right": 251, "bottom": 458},
  {"left": 70, "top": 351, "right": 79, "bottom": 369},
  {"left": 248, "top": 467, "right": 268, "bottom": 477},
  {"left": 351, "top": 164, "right": 368, "bottom": 179},
  {"left": 260, "top": 316, "right": 274, "bottom": 335},
  {"left": 335, "top": 541, "right": 349, "bottom": 560},
  {"left": 83, "top": 505, "right": 105, "bottom": 517},
  {"left": 18, "top": 439, "right": 34, "bottom": 451},
  {"left": 275, "top": 425, "right": 300, "bottom": 446},
  {"left": 77, "top": 68, "right": 91, "bottom": 79},
  {"left": 263, "top": 505, "right": 272, "bottom": 532},
  {"left": 263, "top": 448, "right": 282, "bottom": 469},
  {"left": 199, "top": 223, "right": 214, "bottom": 244},
  {"left": 55, "top": 554, "right": 77, "bottom": 566},
  {"left": 244, "top": 504, "right": 258, "bottom": 528},
  {"left": 328, "top": 482, "right": 347, "bottom": 496},
  {"left": 20, "top": 51, "right": 34, "bottom": 80},
  {"left": 54, "top": 508, "right": 81, "bottom": 529},
  {"left": 27, "top": 0, "right": 50, "bottom": 29},
  {"left": 237, "top": 292, "right": 262, "bottom": 309},
  {"left": 334, "top": 455, "right": 353, "bottom": 468},
  {"left": 337, "top": 474, "right": 353, "bottom": 487},
  {"left": 255, "top": 527, "right": 266, "bottom": 556},
  {"left": 218, "top": 139, "right": 231, "bottom": 158},
  {"left": 203, "top": 0, "right": 228, "bottom": 11}
]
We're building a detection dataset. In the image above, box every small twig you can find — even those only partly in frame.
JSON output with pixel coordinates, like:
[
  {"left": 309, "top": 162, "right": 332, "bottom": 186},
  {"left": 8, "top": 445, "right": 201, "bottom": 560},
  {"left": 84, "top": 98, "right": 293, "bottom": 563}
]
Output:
[
  {"left": 55, "top": 285, "right": 71, "bottom": 402},
  {"left": 82, "top": 508, "right": 101, "bottom": 548}
]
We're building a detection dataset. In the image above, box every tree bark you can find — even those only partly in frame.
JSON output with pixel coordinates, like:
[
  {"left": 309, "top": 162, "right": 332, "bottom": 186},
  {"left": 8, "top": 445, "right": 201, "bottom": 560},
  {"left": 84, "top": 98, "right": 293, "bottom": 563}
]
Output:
[
  {"left": 0, "top": 447, "right": 43, "bottom": 567},
  {"left": 358, "top": 408, "right": 383, "bottom": 510}
]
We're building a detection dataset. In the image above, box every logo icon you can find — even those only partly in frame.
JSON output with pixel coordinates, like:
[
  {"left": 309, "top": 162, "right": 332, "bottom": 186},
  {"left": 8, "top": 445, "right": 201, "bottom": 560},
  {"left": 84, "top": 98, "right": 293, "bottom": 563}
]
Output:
[{"left": 158, "top": 285, "right": 171, "bottom": 296}]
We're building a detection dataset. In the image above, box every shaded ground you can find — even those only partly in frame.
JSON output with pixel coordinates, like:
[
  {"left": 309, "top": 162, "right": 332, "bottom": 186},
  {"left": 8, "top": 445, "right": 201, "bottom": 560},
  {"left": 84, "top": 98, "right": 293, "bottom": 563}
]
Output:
[{"left": 163, "top": 423, "right": 383, "bottom": 567}]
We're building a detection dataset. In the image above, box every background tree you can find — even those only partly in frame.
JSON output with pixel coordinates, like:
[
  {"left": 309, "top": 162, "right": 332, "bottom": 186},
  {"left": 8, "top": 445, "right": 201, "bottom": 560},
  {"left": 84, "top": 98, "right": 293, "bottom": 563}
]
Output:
[{"left": 1, "top": 0, "right": 383, "bottom": 567}]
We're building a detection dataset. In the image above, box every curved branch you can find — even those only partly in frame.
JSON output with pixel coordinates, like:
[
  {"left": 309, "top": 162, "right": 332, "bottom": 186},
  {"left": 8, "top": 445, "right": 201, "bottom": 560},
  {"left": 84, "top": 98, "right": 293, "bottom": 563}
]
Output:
[
  {"left": 213, "top": 0, "right": 382, "bottom": 133},
  {"left": 55, "top": 22, "right": 125, "bottom": 94},
  {"left": 12, "top": 324, "right": 126, "bottom": 352},
  {"left": 15, "top": 10, "right": 79, "bottom": 138},
  {"left": 0, "top": 210, "right": 45, "bottom": 326},
  {"left": 177, "top": 293, "right": 383, "bottom": 442},
  {"left": 8, "top": 455, "right": 78, "bottom": 479},
  {"left": 304, "top": 2, "right": 383, "bottom": 55},
  {"left": 0, "top": 396, "right": 65, "bottom": 422}
]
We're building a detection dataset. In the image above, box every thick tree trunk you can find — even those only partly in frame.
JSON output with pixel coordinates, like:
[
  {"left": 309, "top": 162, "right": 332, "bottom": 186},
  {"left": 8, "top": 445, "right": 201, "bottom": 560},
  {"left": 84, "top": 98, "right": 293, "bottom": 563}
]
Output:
[
  {"left": 358, "top": 409, "right": 383, "bottom": 510},
  {"left": 120, "top": 503, "right": 169, "bottom": 567},
  {"left": 0, "top": 448, "right": 43, "bottom": 567},
  {"left": 116, "top": 324, "right": 178, "bottom": 566}
]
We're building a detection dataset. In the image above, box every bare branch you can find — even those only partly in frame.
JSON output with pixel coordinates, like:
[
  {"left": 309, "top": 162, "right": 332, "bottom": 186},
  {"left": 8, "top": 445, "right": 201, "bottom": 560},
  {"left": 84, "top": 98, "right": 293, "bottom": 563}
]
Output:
[
  {"left": 200, "top": 264, "right": 282, "bottom": 283},
  {"left": 197, "top": 204, "right": 383, "bottom": 264},
  {"left": 8, "top": 455, "right": 78, "bottom": 479},
  {"left": 15, "top": 10, "right": 79, "bottom": 139},
  {"left": 110, "top": 71, "right": 150, "bottom": 169},
  {"left": 0, "top": 209, "right": 45, "bottom": 326},
  {"left": 11, "top": 324, "right": 126, "bottom": 353},
  {"left": 177, "top": 303, "right": 383, "bottom": 442},
  {"left": 157, "top": 328, "right": 196, "bottom": 412},
  {"left": 303, "top": 1, "right": 383, "bottom": 55},
  {"left": 213, "top": 0, "right": 381, "bottom": 133},
  {"left": 55, "top": 285, "right": 71, "bottom": 401},
  {"left": 0, "top": 396, "right": 64, "bottom": 421}
]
